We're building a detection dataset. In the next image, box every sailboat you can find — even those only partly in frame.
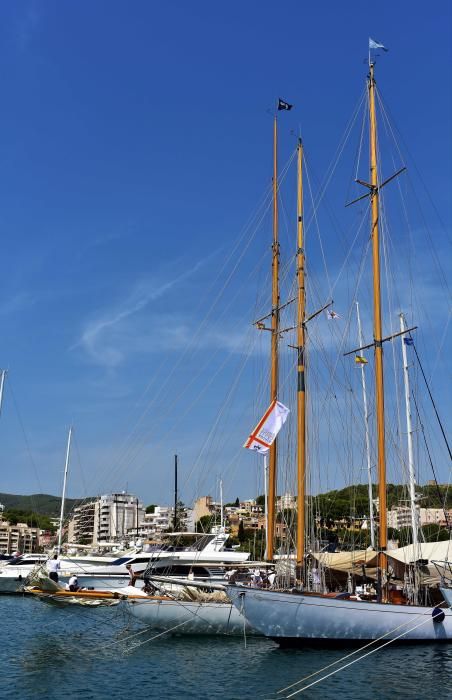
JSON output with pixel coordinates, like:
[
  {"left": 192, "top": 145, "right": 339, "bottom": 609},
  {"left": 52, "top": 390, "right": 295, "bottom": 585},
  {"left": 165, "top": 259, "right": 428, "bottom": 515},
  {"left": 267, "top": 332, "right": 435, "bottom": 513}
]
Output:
[{"left": 226, "top": 54, "right": 452, "bottom": 644}]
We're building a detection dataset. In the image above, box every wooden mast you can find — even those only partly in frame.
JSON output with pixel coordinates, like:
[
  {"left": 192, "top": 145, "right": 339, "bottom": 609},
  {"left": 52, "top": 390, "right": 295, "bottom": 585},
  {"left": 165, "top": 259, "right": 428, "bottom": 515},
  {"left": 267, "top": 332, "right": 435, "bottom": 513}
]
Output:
[
  {"left": 267, "top": 115, "right": 280, "bottom": 561},
  {"left": 368, "top": 62, "right": 388, "bottom": 591},
  {"left": 296, "top": 139, "right": 306, "bottom": 573}
]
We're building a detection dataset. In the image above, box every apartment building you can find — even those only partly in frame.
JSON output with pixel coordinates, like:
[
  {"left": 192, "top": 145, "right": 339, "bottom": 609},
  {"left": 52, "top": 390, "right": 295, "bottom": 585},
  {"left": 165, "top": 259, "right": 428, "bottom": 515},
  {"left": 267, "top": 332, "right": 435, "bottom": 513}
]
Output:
[
  {"left": 0, "top": 520, "right": 40, "bottom": 553},
  {"left": 133, "top": 505, "right": 194, "bottom": 539},
  {"left": 387, "top": 505, "right": 451, "bottom": 530},
  {"left": 67, "top": 492, "right": 145, "bottom": 545}
]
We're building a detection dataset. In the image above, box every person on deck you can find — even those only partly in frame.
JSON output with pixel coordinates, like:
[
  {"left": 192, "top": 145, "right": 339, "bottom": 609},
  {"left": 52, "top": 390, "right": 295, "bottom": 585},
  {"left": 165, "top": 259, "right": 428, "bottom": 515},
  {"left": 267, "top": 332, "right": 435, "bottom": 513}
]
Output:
[
  {"left": 66, "top": 574, "right": 79, "bottom": 592},
  {"left": 126, "top": 564, "right": 137, "bottom": 587},
  {"left": 48, "top": 554, "right": 61, "bottom": 583}
]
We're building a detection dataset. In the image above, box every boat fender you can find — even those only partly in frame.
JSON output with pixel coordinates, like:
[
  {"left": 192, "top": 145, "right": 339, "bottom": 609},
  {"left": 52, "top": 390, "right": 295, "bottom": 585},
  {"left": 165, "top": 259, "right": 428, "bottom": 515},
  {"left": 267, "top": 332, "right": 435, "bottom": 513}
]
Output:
[{"left": 432, "top": 607, "right": 445, "bottom": 623}]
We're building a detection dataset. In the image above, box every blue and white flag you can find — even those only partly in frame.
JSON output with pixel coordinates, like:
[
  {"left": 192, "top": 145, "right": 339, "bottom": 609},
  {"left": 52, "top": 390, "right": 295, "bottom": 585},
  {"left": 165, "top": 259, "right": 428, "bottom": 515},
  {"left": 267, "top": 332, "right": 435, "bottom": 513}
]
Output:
[
  {"left": 403, "top": 337, "right": 414, "bottom": 346},
  {"left": 369, "top": 37, "right": 388, "bottom": 52}
]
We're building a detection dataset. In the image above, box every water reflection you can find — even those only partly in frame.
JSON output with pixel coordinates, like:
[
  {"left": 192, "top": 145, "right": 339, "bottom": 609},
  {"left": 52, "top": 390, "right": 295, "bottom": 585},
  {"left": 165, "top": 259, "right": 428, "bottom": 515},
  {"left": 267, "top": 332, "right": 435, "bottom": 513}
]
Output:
[{"left": 1, "top": 598, "right": 451, "bottom": 700}]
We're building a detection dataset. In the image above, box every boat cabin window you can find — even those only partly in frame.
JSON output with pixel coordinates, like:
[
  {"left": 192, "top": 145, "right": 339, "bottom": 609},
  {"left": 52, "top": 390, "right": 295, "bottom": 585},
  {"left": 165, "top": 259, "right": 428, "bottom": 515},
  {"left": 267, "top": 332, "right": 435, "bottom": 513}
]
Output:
[
  {"left": 190, "top": 534, "right": 215, "bottom": 551},
  {"left": 10, "top": 557, "right": 45, "bottom": 566},
  {"left": 110, "top": 557, "right": 134, "bottom": 566},
  {"left": 153, "top": 564, "right": 211, "bottom": 577}
]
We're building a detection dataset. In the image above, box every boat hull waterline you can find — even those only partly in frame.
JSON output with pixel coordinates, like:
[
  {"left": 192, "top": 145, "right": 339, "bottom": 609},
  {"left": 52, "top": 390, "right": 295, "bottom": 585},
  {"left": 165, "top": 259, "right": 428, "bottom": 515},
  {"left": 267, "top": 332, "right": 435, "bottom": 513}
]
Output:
[
  {"left": 127, "top": 598, "right": 256, "bottom": 636},
  {"left": 226, "top": 586, "right": 452, "bottom": 644}
]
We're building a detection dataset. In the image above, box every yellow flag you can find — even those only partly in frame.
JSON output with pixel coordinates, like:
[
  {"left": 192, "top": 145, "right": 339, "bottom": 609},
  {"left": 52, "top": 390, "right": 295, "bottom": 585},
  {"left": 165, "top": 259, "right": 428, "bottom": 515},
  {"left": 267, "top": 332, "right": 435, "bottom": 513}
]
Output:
[{"left": 355, "top": 355, "right": 368, "bottom": 365}]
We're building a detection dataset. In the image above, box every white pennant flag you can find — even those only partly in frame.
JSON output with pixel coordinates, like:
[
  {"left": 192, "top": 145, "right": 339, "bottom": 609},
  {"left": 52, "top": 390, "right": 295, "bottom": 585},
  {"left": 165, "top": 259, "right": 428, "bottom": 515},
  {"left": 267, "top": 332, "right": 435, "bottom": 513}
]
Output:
[
  {"left": 244, "top": 399, "right": 290, "bottom": 454},
  {"left": 369, "top": 37, "right": 388, "bottom": 52},
  {"left": 327, "top": 309, "right": 340, "bottom": 320}
]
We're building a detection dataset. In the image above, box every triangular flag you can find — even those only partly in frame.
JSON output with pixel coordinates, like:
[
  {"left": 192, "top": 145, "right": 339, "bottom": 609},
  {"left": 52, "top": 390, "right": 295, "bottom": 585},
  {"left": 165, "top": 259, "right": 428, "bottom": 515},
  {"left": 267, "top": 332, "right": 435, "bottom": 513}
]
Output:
[
  {"left": 369, "top": 37, "right": 388, "bottom": 52},
  {"left": 355, "top": 355, "right": 368, "bottom": 365},
  {"left": 327, "top": 310, "right": 340, "bottom": 320},
  {"left": 278, "top": 98, "right": 293, "bottom": 111}
]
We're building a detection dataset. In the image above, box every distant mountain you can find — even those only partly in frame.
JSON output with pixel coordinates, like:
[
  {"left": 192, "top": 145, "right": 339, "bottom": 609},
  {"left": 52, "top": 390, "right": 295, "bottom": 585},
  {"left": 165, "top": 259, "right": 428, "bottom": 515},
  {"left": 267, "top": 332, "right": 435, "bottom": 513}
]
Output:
[{"left": 0, "top": 493, "right": 89, "bottom": 517}]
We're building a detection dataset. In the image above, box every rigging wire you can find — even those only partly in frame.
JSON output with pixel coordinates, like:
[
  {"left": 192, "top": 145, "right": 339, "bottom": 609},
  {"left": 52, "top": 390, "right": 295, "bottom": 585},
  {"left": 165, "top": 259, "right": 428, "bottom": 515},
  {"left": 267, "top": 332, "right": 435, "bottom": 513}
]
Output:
[
  {"left": 279, "top": 607, "right": 449, "bottom": 697},
  {"left": 304, "top": 153, "right": 332, "bottom": 300},
  {"left": 83, "top": 149, "right": 298, "bottom": 500},
  {"left": 411, "top": 339, "right": 452, "bottom": 462},
  {"left": 411, "top": 390, "right": 451, "bottom": 535},
  {"left": 6, "top": 377, "right": 43, "bottom": 495}
]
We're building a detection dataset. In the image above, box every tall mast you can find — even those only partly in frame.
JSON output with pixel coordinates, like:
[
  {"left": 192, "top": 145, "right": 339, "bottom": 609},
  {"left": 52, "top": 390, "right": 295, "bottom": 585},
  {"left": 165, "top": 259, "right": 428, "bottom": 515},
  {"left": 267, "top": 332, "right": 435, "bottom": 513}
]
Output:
[
  {"left": 368, "top": 62, "right": 388, "bottom": 588},
  {"left": 356, "top": 302, "right": 376, "bottom": 549},
  {"left": 57, "top": 426, "right": 73, "bottom": 554},
  {"left": 296, "top": 139, "right": 306, "bottom": 573},
  {"left": 267, "top": 115, "right": 280, "bottom": 561},
  {"left": 173, "top": 454, "right": 178, "bottom": 531},
  {"left": 399, "top": 313, "right": 419, "bottom": 550}
]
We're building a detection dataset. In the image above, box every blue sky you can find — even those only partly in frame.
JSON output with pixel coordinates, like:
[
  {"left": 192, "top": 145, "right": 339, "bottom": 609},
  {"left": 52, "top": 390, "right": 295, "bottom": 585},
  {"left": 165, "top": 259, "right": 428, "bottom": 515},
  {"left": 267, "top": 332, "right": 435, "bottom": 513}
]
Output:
[{"left": 0, "top": 1, "right": 450, "bottom": 507}]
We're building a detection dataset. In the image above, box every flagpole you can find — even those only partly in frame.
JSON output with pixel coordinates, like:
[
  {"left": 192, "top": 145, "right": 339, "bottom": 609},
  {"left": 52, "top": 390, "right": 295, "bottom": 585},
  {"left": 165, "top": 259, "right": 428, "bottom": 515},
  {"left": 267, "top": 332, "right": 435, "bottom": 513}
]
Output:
[
  {"left": 267, "top": 112, "right": 280, "bottom": 562},
  {"left": 399, "top": 313, "right": 419, "bottom": 554},
  {"left": 356, "top": 301, "right": 375, "bottom": 550}
]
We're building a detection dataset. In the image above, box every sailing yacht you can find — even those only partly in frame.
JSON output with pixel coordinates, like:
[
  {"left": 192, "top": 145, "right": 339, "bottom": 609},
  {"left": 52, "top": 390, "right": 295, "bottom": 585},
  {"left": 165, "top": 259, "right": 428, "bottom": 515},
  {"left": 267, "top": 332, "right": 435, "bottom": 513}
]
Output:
[{"left": 226, "top": 56, "right": 452, "bottom": 644}]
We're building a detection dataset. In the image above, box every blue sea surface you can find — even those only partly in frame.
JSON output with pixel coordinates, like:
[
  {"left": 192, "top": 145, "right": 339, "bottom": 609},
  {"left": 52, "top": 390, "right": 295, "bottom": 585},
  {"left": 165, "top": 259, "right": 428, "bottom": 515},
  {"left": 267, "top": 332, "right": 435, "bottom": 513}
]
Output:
[{"left": 1, "top": 596, "right": 451, "bottom": 699}]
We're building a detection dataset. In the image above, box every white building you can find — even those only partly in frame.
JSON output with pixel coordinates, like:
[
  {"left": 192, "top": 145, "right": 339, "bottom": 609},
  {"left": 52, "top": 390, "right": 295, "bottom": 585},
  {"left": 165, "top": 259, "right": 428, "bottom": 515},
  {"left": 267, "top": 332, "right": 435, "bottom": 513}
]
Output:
[
  {"left": 67, "top": 493, "right": 145, "bottom": 546},
  {"left": 97, "top": 493, "right": 145, "bottom": 542},
  {"left": 419, "top": 507, "right": 451, "bottom": 527},
  {"left": 387, "top": 505, "right": 451, "bottom": 530},
  {"left": 133, "top": 505, "right": 194, "bottom": 539},
  {"left": 276, "top": 493, "right": 296, "bottom": 511}
]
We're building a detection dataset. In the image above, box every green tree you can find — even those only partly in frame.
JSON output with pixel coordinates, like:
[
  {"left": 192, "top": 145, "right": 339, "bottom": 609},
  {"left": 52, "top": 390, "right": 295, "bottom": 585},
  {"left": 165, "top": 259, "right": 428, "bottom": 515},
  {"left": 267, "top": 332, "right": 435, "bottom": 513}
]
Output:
[
  {"left": 195, "top": 515, "right": 214, "bottom": 533},
  {"left": 4, "top": 509, "right": 55, "bottom": 531},
  {"left": 421, "top": 524, "right": 450, "bottom": 542},
  {"left": 237, "top": 520, "right": 246, "bottom": 544},
  {"left": 255, "top": 494, "right": 265, "bottom": 509},
  {"left": 145, "top": 504, "right": 156, "bottom": 514},
  {"left": 236, "top": 527, "right": 266, "bottom": 560}
]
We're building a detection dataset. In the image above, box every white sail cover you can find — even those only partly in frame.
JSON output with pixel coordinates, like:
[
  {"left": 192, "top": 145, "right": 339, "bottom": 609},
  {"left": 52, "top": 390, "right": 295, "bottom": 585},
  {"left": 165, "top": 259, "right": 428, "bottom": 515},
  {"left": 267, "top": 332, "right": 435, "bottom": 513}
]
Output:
[{"left": 244, "top": 400, "right": 289, "bottom": 453}]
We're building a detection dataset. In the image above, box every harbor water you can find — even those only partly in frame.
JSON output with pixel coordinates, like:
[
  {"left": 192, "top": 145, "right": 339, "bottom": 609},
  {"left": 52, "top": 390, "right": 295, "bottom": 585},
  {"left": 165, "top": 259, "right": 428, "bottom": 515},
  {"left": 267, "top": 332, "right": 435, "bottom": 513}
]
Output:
[{"left": 1, "top": 596, "right": 451, "bottom": 699}]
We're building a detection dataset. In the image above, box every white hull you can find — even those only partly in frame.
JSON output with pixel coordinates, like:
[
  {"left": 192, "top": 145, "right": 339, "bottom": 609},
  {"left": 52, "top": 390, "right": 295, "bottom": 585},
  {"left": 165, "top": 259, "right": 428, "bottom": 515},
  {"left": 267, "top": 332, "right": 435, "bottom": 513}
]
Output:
[
  {"left": 226, "top": 586, "right": 452, "bottom": 644},
  {"left": 127, "top": 597, "right": 256, "bottom": 636},
  {"left": 0, "top": 572, "right": 28, "bottom": 593},
  {"left": 69, "top": 575, "right": 130, "bottom": 590}
]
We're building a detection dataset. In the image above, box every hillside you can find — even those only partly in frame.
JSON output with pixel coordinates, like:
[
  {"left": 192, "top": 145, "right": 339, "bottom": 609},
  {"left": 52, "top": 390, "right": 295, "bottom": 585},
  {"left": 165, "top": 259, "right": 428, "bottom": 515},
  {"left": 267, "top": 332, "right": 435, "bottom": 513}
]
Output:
[
  {"left": 310, "top": 483, "right": 451, "bottom": 521},
  {"left": 0, "top": 493, "right": 87, "bottom": 517}
]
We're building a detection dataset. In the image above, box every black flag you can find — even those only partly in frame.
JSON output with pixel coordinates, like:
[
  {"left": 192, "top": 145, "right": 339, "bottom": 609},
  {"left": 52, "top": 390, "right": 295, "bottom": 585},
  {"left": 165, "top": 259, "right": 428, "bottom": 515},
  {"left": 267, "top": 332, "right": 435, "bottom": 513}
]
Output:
[{"left": 278, "top": 98, "right": 293, "bottom": 111}]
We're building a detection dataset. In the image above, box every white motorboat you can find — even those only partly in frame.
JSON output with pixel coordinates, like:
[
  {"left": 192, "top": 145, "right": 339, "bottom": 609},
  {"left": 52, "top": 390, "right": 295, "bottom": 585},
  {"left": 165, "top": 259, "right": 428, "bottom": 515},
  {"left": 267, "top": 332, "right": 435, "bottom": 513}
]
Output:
[
  {"left": 57, "top": 528, "right": 249, "bottom": 591},
  {"left": 0, "top": 554, "right": 48, "bottom": 593}
]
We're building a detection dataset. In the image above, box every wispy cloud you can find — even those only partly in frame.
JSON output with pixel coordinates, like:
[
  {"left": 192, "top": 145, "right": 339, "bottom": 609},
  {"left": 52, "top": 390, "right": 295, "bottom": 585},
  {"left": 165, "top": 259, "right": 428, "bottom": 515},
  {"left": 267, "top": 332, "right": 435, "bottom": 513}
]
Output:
[
  {"left": 73, "top": 257, "right": 213, "bottom": 367},
  {"left": 75, "top": 230, "right": 130, "bottom": 262},
  {"left": 15, "top": 3, "right": 40, "bottom": 52},
  {"left": 0, "top": 292, "right": 35, "bottom": 317}
]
